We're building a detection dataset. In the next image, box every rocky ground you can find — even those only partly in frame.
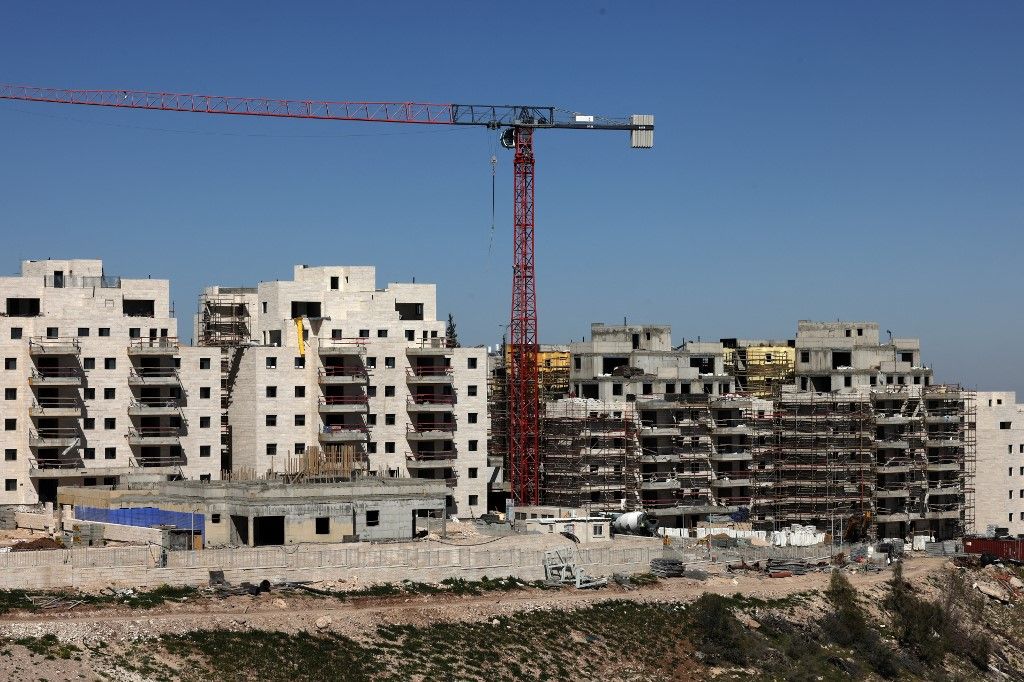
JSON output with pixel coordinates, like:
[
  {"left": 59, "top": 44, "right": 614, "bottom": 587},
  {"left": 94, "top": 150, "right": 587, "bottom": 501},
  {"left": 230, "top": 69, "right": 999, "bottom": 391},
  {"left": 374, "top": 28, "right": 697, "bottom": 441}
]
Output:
[{"left": 0, "top": 555, "right": 1022, "bottom": 680}]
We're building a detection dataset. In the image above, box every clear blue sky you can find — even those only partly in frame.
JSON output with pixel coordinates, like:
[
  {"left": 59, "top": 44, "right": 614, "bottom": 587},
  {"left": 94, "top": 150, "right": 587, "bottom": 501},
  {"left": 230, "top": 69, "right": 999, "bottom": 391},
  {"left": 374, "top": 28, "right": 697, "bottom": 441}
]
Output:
[{"left": 1, "top": 3, "right": 1021, "bottom": 393}]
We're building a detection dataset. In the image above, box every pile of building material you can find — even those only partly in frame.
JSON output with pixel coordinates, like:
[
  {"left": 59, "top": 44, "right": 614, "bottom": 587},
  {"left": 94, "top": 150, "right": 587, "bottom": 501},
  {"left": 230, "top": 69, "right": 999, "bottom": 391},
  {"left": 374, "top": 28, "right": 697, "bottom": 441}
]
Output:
[
  {"left": 770, "top": 524, "right": 827, "bottom": 547},
  {"left": 650, "top": 557, "right": 685, "bottom": 577}
]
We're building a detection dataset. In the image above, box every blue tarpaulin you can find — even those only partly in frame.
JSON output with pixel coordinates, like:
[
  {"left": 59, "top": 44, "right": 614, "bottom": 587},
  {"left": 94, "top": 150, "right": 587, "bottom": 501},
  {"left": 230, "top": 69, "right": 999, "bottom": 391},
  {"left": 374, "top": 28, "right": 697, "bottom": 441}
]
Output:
[{"left": 74, "top": 506, "right": 205, "bottom": 539}]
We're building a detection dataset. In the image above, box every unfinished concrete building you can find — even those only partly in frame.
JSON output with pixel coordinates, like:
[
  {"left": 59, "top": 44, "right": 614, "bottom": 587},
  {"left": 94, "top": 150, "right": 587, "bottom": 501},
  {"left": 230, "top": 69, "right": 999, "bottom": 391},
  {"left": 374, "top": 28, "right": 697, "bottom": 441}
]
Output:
[
  {"left": 0, "top": 260, "right": 223, "bottom": 505},
  {"left": 195, "top": 265, "right": 490, "bottom": 518},
  {"left": 535, "top": 324, "right": 772, "bottom": 526},
  {"left": 58, "top": 477, "right": 447, "bottom": 546},
  {"left": 752, "top": 322, "right": 974, "bottom": 540}
]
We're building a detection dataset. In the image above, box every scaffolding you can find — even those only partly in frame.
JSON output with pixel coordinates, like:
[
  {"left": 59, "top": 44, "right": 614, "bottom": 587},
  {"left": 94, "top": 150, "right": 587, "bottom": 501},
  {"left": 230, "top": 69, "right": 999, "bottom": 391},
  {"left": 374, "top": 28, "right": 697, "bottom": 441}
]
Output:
[
  {"left": 758, "top": 391, "right": 875, "bottom": 534},
  {"left": 197, "top": 289, "right": 254, "bottom": 347},
  {"left": 540, "top": 399, "right": 640, "bottom": 513}
]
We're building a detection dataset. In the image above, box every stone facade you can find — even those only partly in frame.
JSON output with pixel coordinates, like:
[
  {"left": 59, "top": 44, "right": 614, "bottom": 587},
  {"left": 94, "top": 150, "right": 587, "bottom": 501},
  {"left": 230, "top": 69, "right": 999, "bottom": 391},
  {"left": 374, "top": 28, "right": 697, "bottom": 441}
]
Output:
[
  {"left": 975, "top": 391, "right": 1024, "bottom": 536},
  {"left": 198, "top": 265, "right": 490, "bottom": 518},
  {"left": 0, "top": 260, "right": 222, "bottom": 505}
]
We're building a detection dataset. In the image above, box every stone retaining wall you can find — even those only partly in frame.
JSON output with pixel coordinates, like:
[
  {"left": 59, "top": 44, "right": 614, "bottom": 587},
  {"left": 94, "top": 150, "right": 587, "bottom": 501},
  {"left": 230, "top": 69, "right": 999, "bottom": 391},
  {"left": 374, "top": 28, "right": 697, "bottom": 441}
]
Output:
[{"left": 0, "top": 537, "right": 662, "bottom": 591}]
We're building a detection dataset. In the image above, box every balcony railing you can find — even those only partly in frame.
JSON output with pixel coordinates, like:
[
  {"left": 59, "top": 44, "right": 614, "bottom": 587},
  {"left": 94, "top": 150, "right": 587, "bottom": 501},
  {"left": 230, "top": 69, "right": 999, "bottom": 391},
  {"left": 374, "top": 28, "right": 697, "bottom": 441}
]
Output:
[
  {"left": 28, "top": 455, "right": 84, "bottom": 471},
  {"left": 29, "top": 337, "right": 82, "bottom": 355},
  {"left": 409, "top": 394, "right": 456, "bottom": 405},
  {"left": 128, "top": 368, "right": 180, "bottom": 384},
  {"left": 408, "top": 366, "right": 453, "bottom": 377},
  {"left": 127, "top": 426, "right": 184, "bottom": 441},
  {"left": 29, "top": 428, "right": 80, "bottom": 445},
  {"left": 406, "top": 450, "right": 457, "bottom": 461},
  {"left": 30, "top": 368, "right": 84, "bottom": 381},
  {"left": 128, "top": 337, "right": 180, "bottom": 353},
  {"left": 321, "top": 395, "right": 368, "bottom": 405},
  {"left": 318, "top": 367, "right": 369, "bottom": 385},
  {"left": 29, "top": 398, "right": 82, "bottom": 415},
  {"left": 407, "top": 422, "right": 456, "bottom": 435}
]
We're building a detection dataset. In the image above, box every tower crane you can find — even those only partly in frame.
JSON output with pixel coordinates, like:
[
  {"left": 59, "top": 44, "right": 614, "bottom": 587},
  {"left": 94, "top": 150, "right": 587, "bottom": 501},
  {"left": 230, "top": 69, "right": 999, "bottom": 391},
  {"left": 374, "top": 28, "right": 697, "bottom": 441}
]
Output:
[{"left": 0, "top": 83, "right": 654, "bottom": 505}]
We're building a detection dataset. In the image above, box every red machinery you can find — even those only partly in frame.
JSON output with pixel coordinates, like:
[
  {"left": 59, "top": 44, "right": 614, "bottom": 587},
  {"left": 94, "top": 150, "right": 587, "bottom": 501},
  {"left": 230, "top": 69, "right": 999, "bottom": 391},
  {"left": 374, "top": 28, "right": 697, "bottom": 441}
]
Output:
[{"left": 0, "top": 83, "right": 654, "bottom": 504}]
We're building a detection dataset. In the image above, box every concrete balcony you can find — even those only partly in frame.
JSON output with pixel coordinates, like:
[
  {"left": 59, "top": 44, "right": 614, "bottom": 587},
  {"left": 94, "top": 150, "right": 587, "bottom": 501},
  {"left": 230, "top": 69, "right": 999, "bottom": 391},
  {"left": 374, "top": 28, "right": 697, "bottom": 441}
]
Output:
[
  {"left": 875, "top": 489, "right": 910, "bottom": 498},
  {"left": 405, "top": 450, "right": 458, "bottom": 469},
  {"left": 875, "top": 440, "right": 910, "bottom": 450},
  {"left": 29, "top": 369, "right": 84, "bottom": 386},
  {"left": 318, "top": 396, "right": 369, "bottom": 413},
  {"left": 131, "top": 451, "right": 187, "bottom": 468},
  {"left": 876, "top": 415, "right": 913, "bottom": 426},
  {"left": 128, "top": 337, "right": 180, "bottom": 355},
  {"left": 924, "top": 461, "right": 962, "bottom": 472},
  {"left": 128, "top": 368, "right": 181, "bottom": 386},
  {"left": 29, "top": 428, "right": 81, "bottom": 448},
  {"left": 639, "top": 425, "right": 679, "bottom": 437},
  {"left": 28, "top": 454, "right": 85, "bottom": 474},
  {"left": 925, "top": 414, "right": 961, "bottom": 424},
  {"left": 925, "top": 438, "right": 962, "bottom": 449},
  {"left": 710, "top": 450, "right": 753, "bottom": 462},
  {"left": 318, "top": 339, "right": 368, "bottom": 356},
  {"left": 406, "top": 367, "right": 454, "bottom": 384},
  {"left": 640, "top": 477, "right": 681, "bottom": 490},
  {"left": 406, "top": 339, "right": 455, "bottom": 356},
  {"left": 874, "top": 511, "right": 910, "bottom": 523},
  {"left": 29, "top": 338, "right": 81, "bottom": 356},
  {"left": 407, "top": 394, "right": 456, "bottom": 413},
  {"left": 29, "top": 399, "right": 82, "bottom": 418},
  {"left": 126, "top": 427, "right": 183, "bottom": 446},
  {"left": 406, "top": 422, "right": 456, "bottom": 440},
  {"left": 712, "top": 424, "right": 751, "bottom": 436},
  {"left": 711, "top": 477, "right": 752, "bottom": 488},
  {"left": 318, "top": 367, "right": 369, "bottom": 385},
  {"left": 319, "top": 425, "right": 369, "bottom": 443},
  {"left": 128, "top": 399, "right": 182, "bottom": 416}
]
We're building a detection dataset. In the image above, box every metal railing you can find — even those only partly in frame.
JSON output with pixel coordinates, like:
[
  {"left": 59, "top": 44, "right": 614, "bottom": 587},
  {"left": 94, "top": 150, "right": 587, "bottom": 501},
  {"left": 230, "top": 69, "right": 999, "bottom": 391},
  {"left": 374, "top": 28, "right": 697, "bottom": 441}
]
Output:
[
  {"left": 127, "top": 426, "right": 183, "bottom": 439},
  {"left": 407, "top": 365, "right": 453, "bottom": 377},
  {"left": 29, "top": 337, "right": 82, "bottom": 354},
  {"left": 28, "top": 455, "right": 84, "bottom": 470},
  {"left": 319, "top": 395, "right": 369, "bottom": 405},
  {"left": 407, "top": 421, "right": 456, "bottom": 434},
  {"left": 30, "top": 398, "right": 81, "bottom": 411},
  {"left": 128, "top": 337, "right": 179, "bottom": 352},
  {"left": 30, "top": 368, "right": 83, "bottom": 380},
  {"left": 29, "top": 428, "right": 80, "bottom": 444},
  {"left": 409, "top": 393, "right": 456, "bottom": 405},
  {"left": 321, "top": 424, "right": 369, "bottom": 435},
  {"left": 129, "top": 398, "right": 181, "bottom": 409},
  {"left": 406, "top": 450, "right": 457, "bottom": 461},
  {"left": 319, "top": 366, "right": 369, "bottom": 378},
  {"left": 129, "top": 368, "right": 179, "bottom": 380}
]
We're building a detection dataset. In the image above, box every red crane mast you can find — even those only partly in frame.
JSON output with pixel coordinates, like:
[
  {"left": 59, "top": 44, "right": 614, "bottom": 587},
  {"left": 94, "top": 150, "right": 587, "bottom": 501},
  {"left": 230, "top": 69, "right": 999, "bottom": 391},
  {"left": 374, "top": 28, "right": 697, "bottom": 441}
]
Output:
[{"left": 0, "top": 82, "right": 654, "bottom": 505}]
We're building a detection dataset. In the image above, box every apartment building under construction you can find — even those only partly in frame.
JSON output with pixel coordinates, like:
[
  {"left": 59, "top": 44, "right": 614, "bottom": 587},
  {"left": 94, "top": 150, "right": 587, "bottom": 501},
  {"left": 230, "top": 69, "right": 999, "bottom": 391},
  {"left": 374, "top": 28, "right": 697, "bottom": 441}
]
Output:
[
  {"left": 520, "top": 320, "right": 975, "bottom": 539},
  {"left": 194, "top": 265, "right": 490, "bottom": 518}
]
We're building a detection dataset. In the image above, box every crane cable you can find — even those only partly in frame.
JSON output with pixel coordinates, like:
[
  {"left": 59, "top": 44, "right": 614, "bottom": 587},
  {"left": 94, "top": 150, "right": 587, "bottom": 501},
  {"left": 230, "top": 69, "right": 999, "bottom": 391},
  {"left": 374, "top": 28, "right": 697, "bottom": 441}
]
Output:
[{"left": 488, "top": 151, "right": 497, "bottom": 257}]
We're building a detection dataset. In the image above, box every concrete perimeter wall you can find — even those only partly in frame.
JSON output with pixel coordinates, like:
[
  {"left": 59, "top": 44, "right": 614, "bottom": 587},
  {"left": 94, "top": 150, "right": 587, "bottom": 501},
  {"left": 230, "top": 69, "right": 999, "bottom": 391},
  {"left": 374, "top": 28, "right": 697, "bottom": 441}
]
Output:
[{"left": 0, "top": 537, "right": 662, "bottom": 591}]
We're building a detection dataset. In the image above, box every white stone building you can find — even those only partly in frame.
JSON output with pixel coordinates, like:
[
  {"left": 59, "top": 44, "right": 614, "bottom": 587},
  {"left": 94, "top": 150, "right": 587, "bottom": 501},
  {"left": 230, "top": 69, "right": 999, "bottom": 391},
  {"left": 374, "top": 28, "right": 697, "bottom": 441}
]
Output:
[
  {"left": 975, "top": 391, "right": 1024, "bottom": 536},
  {"left": 197, "top": 265, "right": 489, "bottom": 518},
  {"left": 0, "top": 259, "right": 222, "bottom": 505}
]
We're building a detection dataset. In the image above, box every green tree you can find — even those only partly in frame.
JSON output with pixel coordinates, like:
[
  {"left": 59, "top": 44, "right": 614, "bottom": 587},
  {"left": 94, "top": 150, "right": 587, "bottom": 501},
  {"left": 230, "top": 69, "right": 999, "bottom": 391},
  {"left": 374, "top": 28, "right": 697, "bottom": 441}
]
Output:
[{"left": 445, "top": 314, "right": 460, "bottom": 348}]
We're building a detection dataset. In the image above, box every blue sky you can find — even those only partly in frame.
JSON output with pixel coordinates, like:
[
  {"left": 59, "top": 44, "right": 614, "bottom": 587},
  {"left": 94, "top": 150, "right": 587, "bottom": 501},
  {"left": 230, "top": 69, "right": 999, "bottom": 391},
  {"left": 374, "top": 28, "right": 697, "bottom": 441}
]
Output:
[{"left": 1, "top": 3, "right": 1021, "bottom": 393}]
